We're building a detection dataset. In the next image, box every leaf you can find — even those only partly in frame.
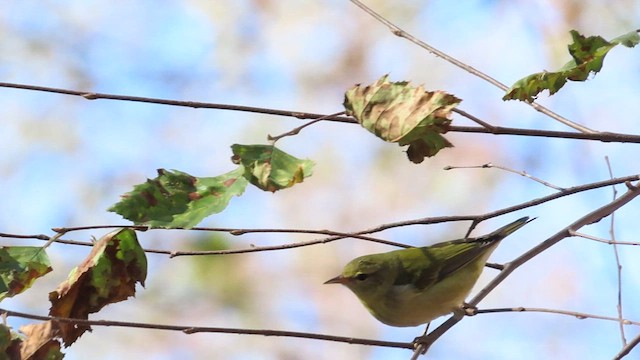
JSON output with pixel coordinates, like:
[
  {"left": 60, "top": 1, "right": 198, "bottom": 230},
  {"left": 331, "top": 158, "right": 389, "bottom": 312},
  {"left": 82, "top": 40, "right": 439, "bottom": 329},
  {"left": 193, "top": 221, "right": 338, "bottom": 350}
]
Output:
[
  {"left": 0, "top": 246, "right": 52, "bottom": 301},
  {"left": 231, "top": 144, "right": 314, "bottom": 192},
  {"left": 0, "top": 323, "right": 23, "bottom": 360},
  {"left": 504, "top": 29, "right": 640, "bottom": 102},
  {"left": 109, "top": 167, "right": 248, "bottom": 228},
  {"left": 48, "top": 228, "right": 147, "bottom": 346},
  {"left": 610, "top": 30, "right": 640, "bottom": 47},
  {"left": 344, "top": 75, "right": 460, "bottom": 163},
  {"left": 19, "top": 322, "right": 64, "bottom": 360}
]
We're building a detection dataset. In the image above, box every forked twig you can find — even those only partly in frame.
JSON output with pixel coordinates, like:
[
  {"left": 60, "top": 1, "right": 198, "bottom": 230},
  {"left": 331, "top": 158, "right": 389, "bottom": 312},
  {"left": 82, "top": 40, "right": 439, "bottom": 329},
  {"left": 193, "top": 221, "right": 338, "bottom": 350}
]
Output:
[{"left": 348, "top": 0, "right": 596, "bottom": 133}]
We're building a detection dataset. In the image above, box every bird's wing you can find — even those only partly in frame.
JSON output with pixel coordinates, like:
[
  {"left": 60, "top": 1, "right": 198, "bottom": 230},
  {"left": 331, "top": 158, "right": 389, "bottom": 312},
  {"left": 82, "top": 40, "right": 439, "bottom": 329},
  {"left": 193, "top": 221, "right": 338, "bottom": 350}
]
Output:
[
  {"left": 393, "top": 217, "right": 531, "bottom": 291},
  {"left": 393, "top": 240, "right": 493, "bottom": 291}
]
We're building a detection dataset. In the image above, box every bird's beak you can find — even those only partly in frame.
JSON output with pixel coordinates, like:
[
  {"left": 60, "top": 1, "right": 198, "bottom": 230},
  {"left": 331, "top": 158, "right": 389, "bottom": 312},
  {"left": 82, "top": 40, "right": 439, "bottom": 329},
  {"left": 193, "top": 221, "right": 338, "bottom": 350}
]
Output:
[{"left": 324, "top": 275, "right": 346, "bottom": 284}]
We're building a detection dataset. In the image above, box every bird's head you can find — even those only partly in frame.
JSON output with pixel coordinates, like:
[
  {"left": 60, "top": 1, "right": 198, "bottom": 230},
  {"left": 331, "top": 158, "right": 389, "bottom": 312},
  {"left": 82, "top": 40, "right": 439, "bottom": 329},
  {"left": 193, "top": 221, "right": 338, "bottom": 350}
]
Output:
[{"left": 324, "top": 254, "right": 394, "bottom": 297}]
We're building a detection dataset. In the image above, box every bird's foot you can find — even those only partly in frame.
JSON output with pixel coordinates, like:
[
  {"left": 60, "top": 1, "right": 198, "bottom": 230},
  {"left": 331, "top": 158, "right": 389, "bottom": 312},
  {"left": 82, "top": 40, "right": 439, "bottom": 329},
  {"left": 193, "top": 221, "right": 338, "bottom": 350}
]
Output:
[
  {"left": 412, "top": 335, "right": 431, "bottom": 354},
  {"left": 461, "top": 302, "right": 478, "bottom": 316}
]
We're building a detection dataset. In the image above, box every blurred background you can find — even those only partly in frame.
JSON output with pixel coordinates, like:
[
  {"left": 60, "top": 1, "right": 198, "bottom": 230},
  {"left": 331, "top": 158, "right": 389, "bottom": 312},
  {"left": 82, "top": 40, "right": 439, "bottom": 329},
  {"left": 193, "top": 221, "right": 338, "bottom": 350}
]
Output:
[{"left": 1, "top": 0, "right": 640, "bottom": 359}]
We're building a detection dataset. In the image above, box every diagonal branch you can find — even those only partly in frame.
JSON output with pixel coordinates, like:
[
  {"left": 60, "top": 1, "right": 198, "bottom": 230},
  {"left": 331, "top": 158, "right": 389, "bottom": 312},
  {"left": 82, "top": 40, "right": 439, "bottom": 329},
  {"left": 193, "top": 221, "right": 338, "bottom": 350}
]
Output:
[
  {"left": 17, "top": 174, "right": 635, "bottom": 257},
  {"left": 348, "top": 0, "right": 595, "bottom": 133},
  {"left": 613, "top": 333, "right": 640, "bottom": 360},
  {"left": 412, "top": 181, "right": 640, "bottom": 357}
]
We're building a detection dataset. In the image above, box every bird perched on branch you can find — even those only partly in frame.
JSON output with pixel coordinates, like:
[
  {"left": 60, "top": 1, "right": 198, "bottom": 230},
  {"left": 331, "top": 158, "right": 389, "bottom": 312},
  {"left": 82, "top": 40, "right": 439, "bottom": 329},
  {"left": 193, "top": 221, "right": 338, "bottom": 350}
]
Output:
[{"left": 325, "top": 217, "right": 533, "bottom": 327}]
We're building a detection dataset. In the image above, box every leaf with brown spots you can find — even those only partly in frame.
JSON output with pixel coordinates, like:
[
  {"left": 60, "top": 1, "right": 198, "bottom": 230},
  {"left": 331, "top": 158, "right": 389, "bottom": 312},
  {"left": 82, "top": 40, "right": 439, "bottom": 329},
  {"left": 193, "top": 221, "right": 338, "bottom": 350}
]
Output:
[
  {"left": 1, "top": 323, "right": 25, "bottom": 360},
  {"left": 503, "top": 29, "right": 640, "bottom": 102},
  {"left": 0, "top": 246, "right": 52, "bottom": 301},
  {"left": 109, "top": 167, "right": 248, "bottom": 228},
  {"left": 19, "top": 321, "right": 64, "bottom": 359},
  {"left": 48, "top": 228, "right": 147, "bottom": 346},
  {"left": 344, "top": 75, "right": 460, "bottom": 163},
  {"left": 231, "top": 144, "right": 314, "bottom": 192}
]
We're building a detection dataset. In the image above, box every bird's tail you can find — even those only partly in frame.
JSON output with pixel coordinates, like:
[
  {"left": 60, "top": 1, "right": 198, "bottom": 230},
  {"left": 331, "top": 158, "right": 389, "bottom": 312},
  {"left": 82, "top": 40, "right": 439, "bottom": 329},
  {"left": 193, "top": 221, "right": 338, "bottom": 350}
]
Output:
[{"left": 483, "top": 216, "right": 534, "bottom": 242}]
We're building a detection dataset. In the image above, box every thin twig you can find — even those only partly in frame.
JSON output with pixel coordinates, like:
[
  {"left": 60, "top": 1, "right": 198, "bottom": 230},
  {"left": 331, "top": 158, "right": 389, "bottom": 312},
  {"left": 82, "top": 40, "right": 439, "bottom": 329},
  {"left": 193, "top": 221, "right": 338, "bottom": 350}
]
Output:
[
  {"left": 451, "top": 108, "right": 496, "bottom": 131},
  {"left": 268, "top": 111, "right": 345, "bottom": 142},
  {"left": 606, "top": 157, "right": 627, "bottom": 346},
  {"left": 40, "top": 174, "right": 640, "bottom": 257},
  {"left": 348, "top": 0, "right": 596, "bottom": 134},
  {"left": 475, "top": 307, "right": 640, "bottom": 326},
  {"left": 443, "top": 162, "right": 565, "bottom": 191},
  {"left": 1, "top": 232, "right": 176, "bottom": 255},
  {"left": 412, "top": 182, "right": 640, "bottom": 357},
  {"left": 571, "top": 231, "right": 640, "bottom": 246},
  {"left": 0, "top": 174, "right": 632, "bottom": 262},
  {"left": 393, "top": 174, "right": 640, "bottom": 239},
  {"left": 0, "top": 308, "right": 413, "bottom": 350},
  {"left": 2, "top": 82, "right": 640, "bottom": 143},
  {"left": 18, "top": 228, "right": 409, "bottom": 256},
  {"left": 53, "top": 227, "right": 410, "bottom": 254}
]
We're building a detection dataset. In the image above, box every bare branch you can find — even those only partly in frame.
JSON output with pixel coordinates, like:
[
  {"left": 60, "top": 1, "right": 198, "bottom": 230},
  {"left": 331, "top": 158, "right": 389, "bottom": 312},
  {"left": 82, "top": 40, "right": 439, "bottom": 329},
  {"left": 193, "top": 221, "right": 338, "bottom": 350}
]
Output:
[
  {"left": 450, "top": 125, "right": 640, "bottom": 144},
  {"left": 613, "top": 333, "right": 640, "bottom": 360},
  {"left": 368, "top": 174, "right": 640, "bottom": 238},
  {"left": 36, "top": 174, "right": 639, "bottom": 258},
  {"left": 412, "top": 182, "right": 640, "bottom": 356},
  {"left": 571, "top": 231, "right": 640, "bottom": 246},
  {"left": 606, "top": 156, "right": 627, "bottom": 345},
  {"left": 0, "top": 81, "right": 355, "bottom": 124},
  {"left": 2, "top": 82, "right": 640, "bottom": 143},
  {"left": 268, "top": 111, "right": 345, "bottom": 142},
  {"left": 0, "top": 308, "right": 413, "bottom": 350},
  {"left": 444, "top": 162, "right": 565, "bottom": 191},
  {"left": 475, "top": 307, "right": 640, "bottom": 326},
  {"left": 451, "top": 108, "right": 496, "bottom": 130},
  {"left": 51, "top": 227, "right": 410, "bottom": 254},
  {"left": 348, "top": 0, "right": 596, "bottom": 133}
]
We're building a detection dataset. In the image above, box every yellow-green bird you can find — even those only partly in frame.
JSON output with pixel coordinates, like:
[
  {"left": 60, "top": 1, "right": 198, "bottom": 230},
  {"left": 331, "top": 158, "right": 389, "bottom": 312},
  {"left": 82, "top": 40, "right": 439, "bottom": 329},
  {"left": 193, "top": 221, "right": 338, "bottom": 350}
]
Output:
[{"left": 324, "top": 217, "right": 532, "bottom": 327}]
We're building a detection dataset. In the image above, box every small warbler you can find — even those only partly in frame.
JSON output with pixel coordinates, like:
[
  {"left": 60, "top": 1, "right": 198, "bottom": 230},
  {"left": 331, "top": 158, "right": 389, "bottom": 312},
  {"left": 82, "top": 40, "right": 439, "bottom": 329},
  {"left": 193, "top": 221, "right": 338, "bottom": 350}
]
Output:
[{"left": 325, "top": 217, "right": 532, "bottom": 327}]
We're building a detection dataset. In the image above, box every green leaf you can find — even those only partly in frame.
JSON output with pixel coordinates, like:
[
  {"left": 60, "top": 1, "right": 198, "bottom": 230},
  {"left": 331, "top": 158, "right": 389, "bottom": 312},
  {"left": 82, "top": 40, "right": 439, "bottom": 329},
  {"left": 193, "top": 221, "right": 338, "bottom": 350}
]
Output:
[
  {"left": 0, "top": 246, "right": 52, "bottom": 301},
  {"left": 109, "top": 167, "right": 248, "bottom": 228},
  {"left": 344, "top": 75, "right": 460, "bottom": 163},
  {"left": 49, "top": 228, "right": 147, "bottom": 346},
  {"left": 0, "top": 323, "right": 22, "bottom": 359},
  {"left": 504, "top": 29, "right": 640, "bottom": 102},
  {"left": 231, "top": 144, "right": 314, "bottom": 192},
  {"left": 610, "top": 30, "right": 640, "bottom": 47}
]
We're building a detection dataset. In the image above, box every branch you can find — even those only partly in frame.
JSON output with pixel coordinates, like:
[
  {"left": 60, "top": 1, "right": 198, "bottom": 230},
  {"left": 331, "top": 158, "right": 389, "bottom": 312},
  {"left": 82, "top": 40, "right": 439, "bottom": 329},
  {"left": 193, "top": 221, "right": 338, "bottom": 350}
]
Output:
[
  {"left": 444, "top": 162, "right": 565, "bottom": 191},
  {"left": 450, "top": 125, "right": 640, "bottom": 144},
  {"left": 268, "top": 111, "right": 345, "bottom": 142},
  {"left": 2, "top": 82, "right": 640, "bottom": 143},
  {"left": 348, "top": 0, "right": 595, "bottom": 134},
  {"left": 606, "top": 157, "right": 627, "bottom": 346},
  {"left": 0, "top": 308, "right": 412, "bottom": 350},
  {"left": 365, "top": 174, "right": 640, "bottom": 237},
  {"left": 49, "top": 227, "right": 411, "bottom": 255},
  {"left": 613, "top": 333, "right": 640, "bottom": 360},
  {"left": 571, "top": 231, "right": 640, "bottom": 246},
  {"left": 0, "top": 82, "right": 355, "bottom": 124},
  {"left": 475, "top": 307, "right": 640, "bottom": 326},
  {"left": 412, "top": 181, "right": 640, "bottom": 356},
  {"left": 11, "top": 174, "right": 631, "bottom": 258}
]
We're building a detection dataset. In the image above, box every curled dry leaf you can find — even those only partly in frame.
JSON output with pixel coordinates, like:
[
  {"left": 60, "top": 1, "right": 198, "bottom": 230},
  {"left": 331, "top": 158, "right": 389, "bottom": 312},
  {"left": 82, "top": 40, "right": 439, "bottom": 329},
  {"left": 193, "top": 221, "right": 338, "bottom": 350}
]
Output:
[
  {"left": 344, "top": 75, "right": 460, "bottom": 163},
  {"left": 48, "top": 228, "right": 147, "bottom": 346}
]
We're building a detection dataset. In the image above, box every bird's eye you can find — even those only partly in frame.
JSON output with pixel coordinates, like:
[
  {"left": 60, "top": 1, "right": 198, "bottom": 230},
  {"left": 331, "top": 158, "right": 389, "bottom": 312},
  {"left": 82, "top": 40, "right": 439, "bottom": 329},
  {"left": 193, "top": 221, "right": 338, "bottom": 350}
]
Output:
[{"left": 355, "top": 273, "right": 369, "bottom": 281}]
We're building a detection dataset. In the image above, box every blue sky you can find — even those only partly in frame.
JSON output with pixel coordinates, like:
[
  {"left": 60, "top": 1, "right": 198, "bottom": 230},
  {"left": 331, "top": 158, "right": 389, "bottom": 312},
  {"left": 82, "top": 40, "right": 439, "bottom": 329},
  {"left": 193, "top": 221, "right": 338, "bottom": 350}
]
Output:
[{"left": 2, "top": 1, "right": 640, "bottom": 359}]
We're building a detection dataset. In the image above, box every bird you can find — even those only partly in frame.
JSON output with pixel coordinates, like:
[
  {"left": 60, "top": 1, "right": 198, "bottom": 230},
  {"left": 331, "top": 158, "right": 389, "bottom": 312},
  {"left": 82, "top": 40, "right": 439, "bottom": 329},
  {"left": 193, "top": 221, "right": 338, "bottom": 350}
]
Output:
[{"left": 324, "top": 217, "right": 532, "bottom": 327}]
